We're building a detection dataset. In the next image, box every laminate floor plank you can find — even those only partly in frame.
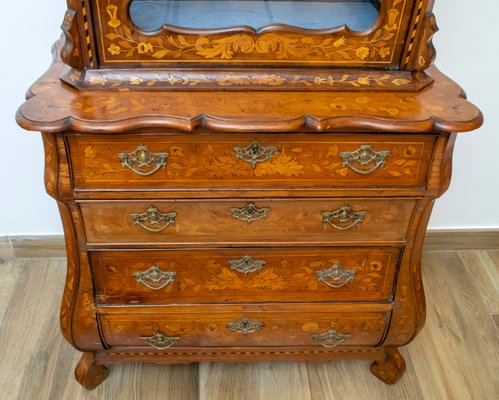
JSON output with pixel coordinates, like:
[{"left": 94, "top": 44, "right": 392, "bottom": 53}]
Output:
[
  {"left": 458, "top": 250, "right": 499, "bottom": 314},
  {"left": 199, "top": 361, "right": 311, "bottom": 400},
  {"left": 0, "top": 237, "right": 14, "bottom": 260},
  {"left": 0, "top": 258, "right": 66, "bottom": 400},
  {"left": 0, "top": 259, "right": 22, "bottom": 325},
  {"left": 306, "top": 353, "right": 425, "bottom": 400},
  {"left": 259, "top": 362, "right": 312, "bottom": 400},
  {"left": 407, "top": 252, "right": 498, "bottom": 400},
  {"left": 492, "top": 313, "right": 499, "bottom": 331},
  {"left": 0, "top": 237, "right": 18, "bottom": 324},
  {"left": 199, "top": 362, "right": 265, "bottom": 400}
]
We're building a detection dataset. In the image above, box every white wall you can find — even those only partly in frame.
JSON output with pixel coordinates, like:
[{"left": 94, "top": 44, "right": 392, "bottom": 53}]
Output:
[{"left": 0, "top": 0, "right": 498, "bottom": 235}]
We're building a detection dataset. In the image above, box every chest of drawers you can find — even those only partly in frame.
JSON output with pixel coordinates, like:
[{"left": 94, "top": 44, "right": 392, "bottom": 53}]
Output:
[{"left": 17, "top": 0, "right": 482, "bottom": 390}]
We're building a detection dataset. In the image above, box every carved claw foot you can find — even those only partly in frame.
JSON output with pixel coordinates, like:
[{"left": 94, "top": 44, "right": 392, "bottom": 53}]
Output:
[
  {"left": 75, "top": 352, "right": 109, "bottom": 390},
  {"left": 370, "top": 347, "right": 406, "bottom": 384}
]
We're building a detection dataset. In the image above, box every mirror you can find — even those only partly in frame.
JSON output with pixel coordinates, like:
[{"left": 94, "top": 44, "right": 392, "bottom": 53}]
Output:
[{"left": 130, "top": 0, "right": 381, "bottom": 31}]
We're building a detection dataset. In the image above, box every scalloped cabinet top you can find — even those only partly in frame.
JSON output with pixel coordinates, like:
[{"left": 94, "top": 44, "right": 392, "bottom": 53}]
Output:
[{"left": 17, "top": 48, "right": 482, "bottom": 134}]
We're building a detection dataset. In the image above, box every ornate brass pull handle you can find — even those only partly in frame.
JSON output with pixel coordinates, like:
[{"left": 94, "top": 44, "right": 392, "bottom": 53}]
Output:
[
  {"left": 340, "top": 144, "right": 390, "bottom": 175},
  {"left": 134, "top": 265, "right": 176, "bottom": 290},
  {"left": 316, "top": 263, "right": 356, "bottom": 289},
  {"left": 312, "top": 329, "right": 351, "bottom": 348},
  {"left": 230, "top": 202, "right": 271, "bottom": 223},
  {"left": 233, "top": 139, "right": 278, "bottom": 168},
  {"left": 140, "top": 332, "right": 180, "bottom": 349},
  {"left": 129, "top": 206, "right": 176, "bottom": 233},
  {"left": 322, "top": 205, "right": 366, "bottom": 231},
  {"left": 229, "top": 255, "right": 266, "bottom": 275},
  {"left": 227, "top": 317, "right": 264, "bottom": 335},
  {"left": 117, "top": 144, "right": 168, "bottom": 176}
]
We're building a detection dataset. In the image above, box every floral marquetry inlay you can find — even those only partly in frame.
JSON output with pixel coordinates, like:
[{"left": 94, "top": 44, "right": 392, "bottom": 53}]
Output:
[
  {"left": 97, "top": 251, "right": 397, "bottom": 301},
  {"left": 78, "top": 71, "right": 411, "bottom": 89},
  {"left": 98, "top": 0, "right": 408, "bottom": 64},
  {"left": 78, "top": 139, "right": 427, "bottom": 185}
]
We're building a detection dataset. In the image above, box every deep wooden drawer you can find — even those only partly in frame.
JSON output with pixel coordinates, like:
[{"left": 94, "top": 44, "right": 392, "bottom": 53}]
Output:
[
  {"left": 67, "top": 134, "right": 436, "bottom": 191},
  {"left": 98, "top": 308, "right": 390, "bottom": 349},
  {"left": 79, "top": 198, "right": 417, "bottom": 246},
  {"left": 91, "top": 247, "right": 400, "bottom": 304}
]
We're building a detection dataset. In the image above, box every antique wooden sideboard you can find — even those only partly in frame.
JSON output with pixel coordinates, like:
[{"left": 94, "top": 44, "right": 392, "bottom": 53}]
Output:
[{"left": 17, "top": 0, "right": 482, "bottom": 389}]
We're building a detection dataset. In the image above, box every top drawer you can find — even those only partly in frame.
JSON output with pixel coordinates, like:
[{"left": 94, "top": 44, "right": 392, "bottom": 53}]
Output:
[{"left": 67, "top": 134, "right": 436, "bottom": 192}]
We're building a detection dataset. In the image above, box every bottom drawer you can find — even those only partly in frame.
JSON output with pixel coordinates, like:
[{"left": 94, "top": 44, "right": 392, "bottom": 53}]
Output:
[{"left": 98, "top": 307, "right": 389, "bottom": 349}]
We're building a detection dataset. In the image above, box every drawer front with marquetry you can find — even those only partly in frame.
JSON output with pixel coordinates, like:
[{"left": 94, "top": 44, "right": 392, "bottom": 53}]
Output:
[
  {"left": 68, "top": 134, "right": 436, "bottom": 191},
  {"left": 98, "top": 309, "right": 390, "bottom": 349},
  {"left": 79, "top": 198, "right": 417, "bottom": 246},
  {"left": 91, "top": 247, "right": 400, "bottom": 304}
]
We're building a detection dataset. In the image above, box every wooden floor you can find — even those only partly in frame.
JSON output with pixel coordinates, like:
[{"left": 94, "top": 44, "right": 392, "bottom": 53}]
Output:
[{"left": 0, "top": 236, "right": 497, "bottom": 400}]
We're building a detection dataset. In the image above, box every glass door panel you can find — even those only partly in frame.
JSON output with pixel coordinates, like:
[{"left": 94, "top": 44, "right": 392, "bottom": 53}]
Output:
[{"left": 130, "top": 0, "right": 380, "bottom": 31}]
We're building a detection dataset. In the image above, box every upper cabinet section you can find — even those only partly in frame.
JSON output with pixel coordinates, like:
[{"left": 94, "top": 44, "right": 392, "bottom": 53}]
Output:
[
  {"left": 60, "top": 0, "right": 439, "bottom": 91},
  {"left": 129, "top": 0, "right": 380, "bottom": 32},
  {"left": 90, "top": 0, "right": 423, "bottom": 66}
]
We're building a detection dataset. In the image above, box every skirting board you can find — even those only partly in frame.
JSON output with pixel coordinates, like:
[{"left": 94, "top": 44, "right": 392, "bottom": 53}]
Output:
[{"left": 2, "top": 230, "right": 499, "bottom": 259}]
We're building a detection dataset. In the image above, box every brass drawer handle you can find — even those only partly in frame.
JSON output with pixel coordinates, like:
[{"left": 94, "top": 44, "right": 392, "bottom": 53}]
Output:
[
  {"left": 233, "top": 139, "right": 278, "bottom": 168},
  {"left": 134, "top": 265, "right": 176, "bottom": 290},
  {"left": 230, "top": 202, "right": 271, "bottom": 223},
  {"left": 229, "top": 255, "right": 266, "bottom": 275},
  {"left": 340, "top": 144, "right": 390, "bottom": 175},
  {"left": 227, "top": 317, "right": 264, "bottom": 335},
  {"left": 129, "top": 206, "right": 176, "bottom": 233},
  {"left": 140, "top": 332, "right": 180, "bottom": 349},
  {"left": 312, "top": 329, "right": 351, "bottom": 348},
  {"left": 117, "top": 144, "right": 168, "bottom": 176},
  {"left": 316, "top": 263, "right": 356, "bottom": 289},
  {"left": 322, "top": 205, "right": 366, "bottom": 231}
]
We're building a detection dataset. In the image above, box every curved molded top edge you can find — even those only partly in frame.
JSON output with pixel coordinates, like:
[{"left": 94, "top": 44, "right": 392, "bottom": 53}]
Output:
[
  {"left": 16, "top": 41, "right": 483, "bottom": 135},
  {"left": 16, "top": 108, "right": 484, "bottom": 135}
]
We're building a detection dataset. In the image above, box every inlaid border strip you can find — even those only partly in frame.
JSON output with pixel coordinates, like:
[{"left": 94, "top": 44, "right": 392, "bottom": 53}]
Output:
[
  {"left": 81, "top": 0, "right": 94, "bottom": 67},
  {"left": 103, "top": 349, "right": 384, "bottom": 357},
  {"left": 403, "top": 0, "right": 425, "bottom": 67}
]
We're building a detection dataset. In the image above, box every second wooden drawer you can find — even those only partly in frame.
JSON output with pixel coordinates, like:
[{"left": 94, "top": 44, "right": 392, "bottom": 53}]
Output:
[{"left": 80, "top": 198, "right": 417, "bottom": 246}]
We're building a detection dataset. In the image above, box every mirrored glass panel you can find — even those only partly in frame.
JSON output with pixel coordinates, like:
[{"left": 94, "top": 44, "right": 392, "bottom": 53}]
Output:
[{"left": 130, "top": 0, "right": 380, "bottom": 31}]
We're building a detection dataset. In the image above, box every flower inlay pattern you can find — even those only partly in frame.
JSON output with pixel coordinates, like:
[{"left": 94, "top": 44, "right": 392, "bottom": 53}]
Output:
[
  {"left": 99, "top": 0, "right": 407, "bottom": 63},
  {"left": 80, "top": 141, "right": 424, "bottom": 182}
]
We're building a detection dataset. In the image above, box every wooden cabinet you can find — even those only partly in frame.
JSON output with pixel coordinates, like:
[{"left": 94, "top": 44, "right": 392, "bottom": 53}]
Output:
[{"left": 17, "top": 0, "right": 482, "bottom": 390}]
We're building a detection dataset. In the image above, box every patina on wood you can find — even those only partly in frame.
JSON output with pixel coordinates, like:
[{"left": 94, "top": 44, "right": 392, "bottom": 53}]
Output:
[{"left": 16, "top": 0, "right": 482, "bottom": 390}]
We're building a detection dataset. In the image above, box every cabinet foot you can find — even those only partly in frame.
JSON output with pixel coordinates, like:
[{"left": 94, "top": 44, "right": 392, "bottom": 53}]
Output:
[
  {"left": 75, "top": 352, "right": 109, "bottom": 390},
  {"left": 370, "top": 347, "right": 406, "bottom": 384}
]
